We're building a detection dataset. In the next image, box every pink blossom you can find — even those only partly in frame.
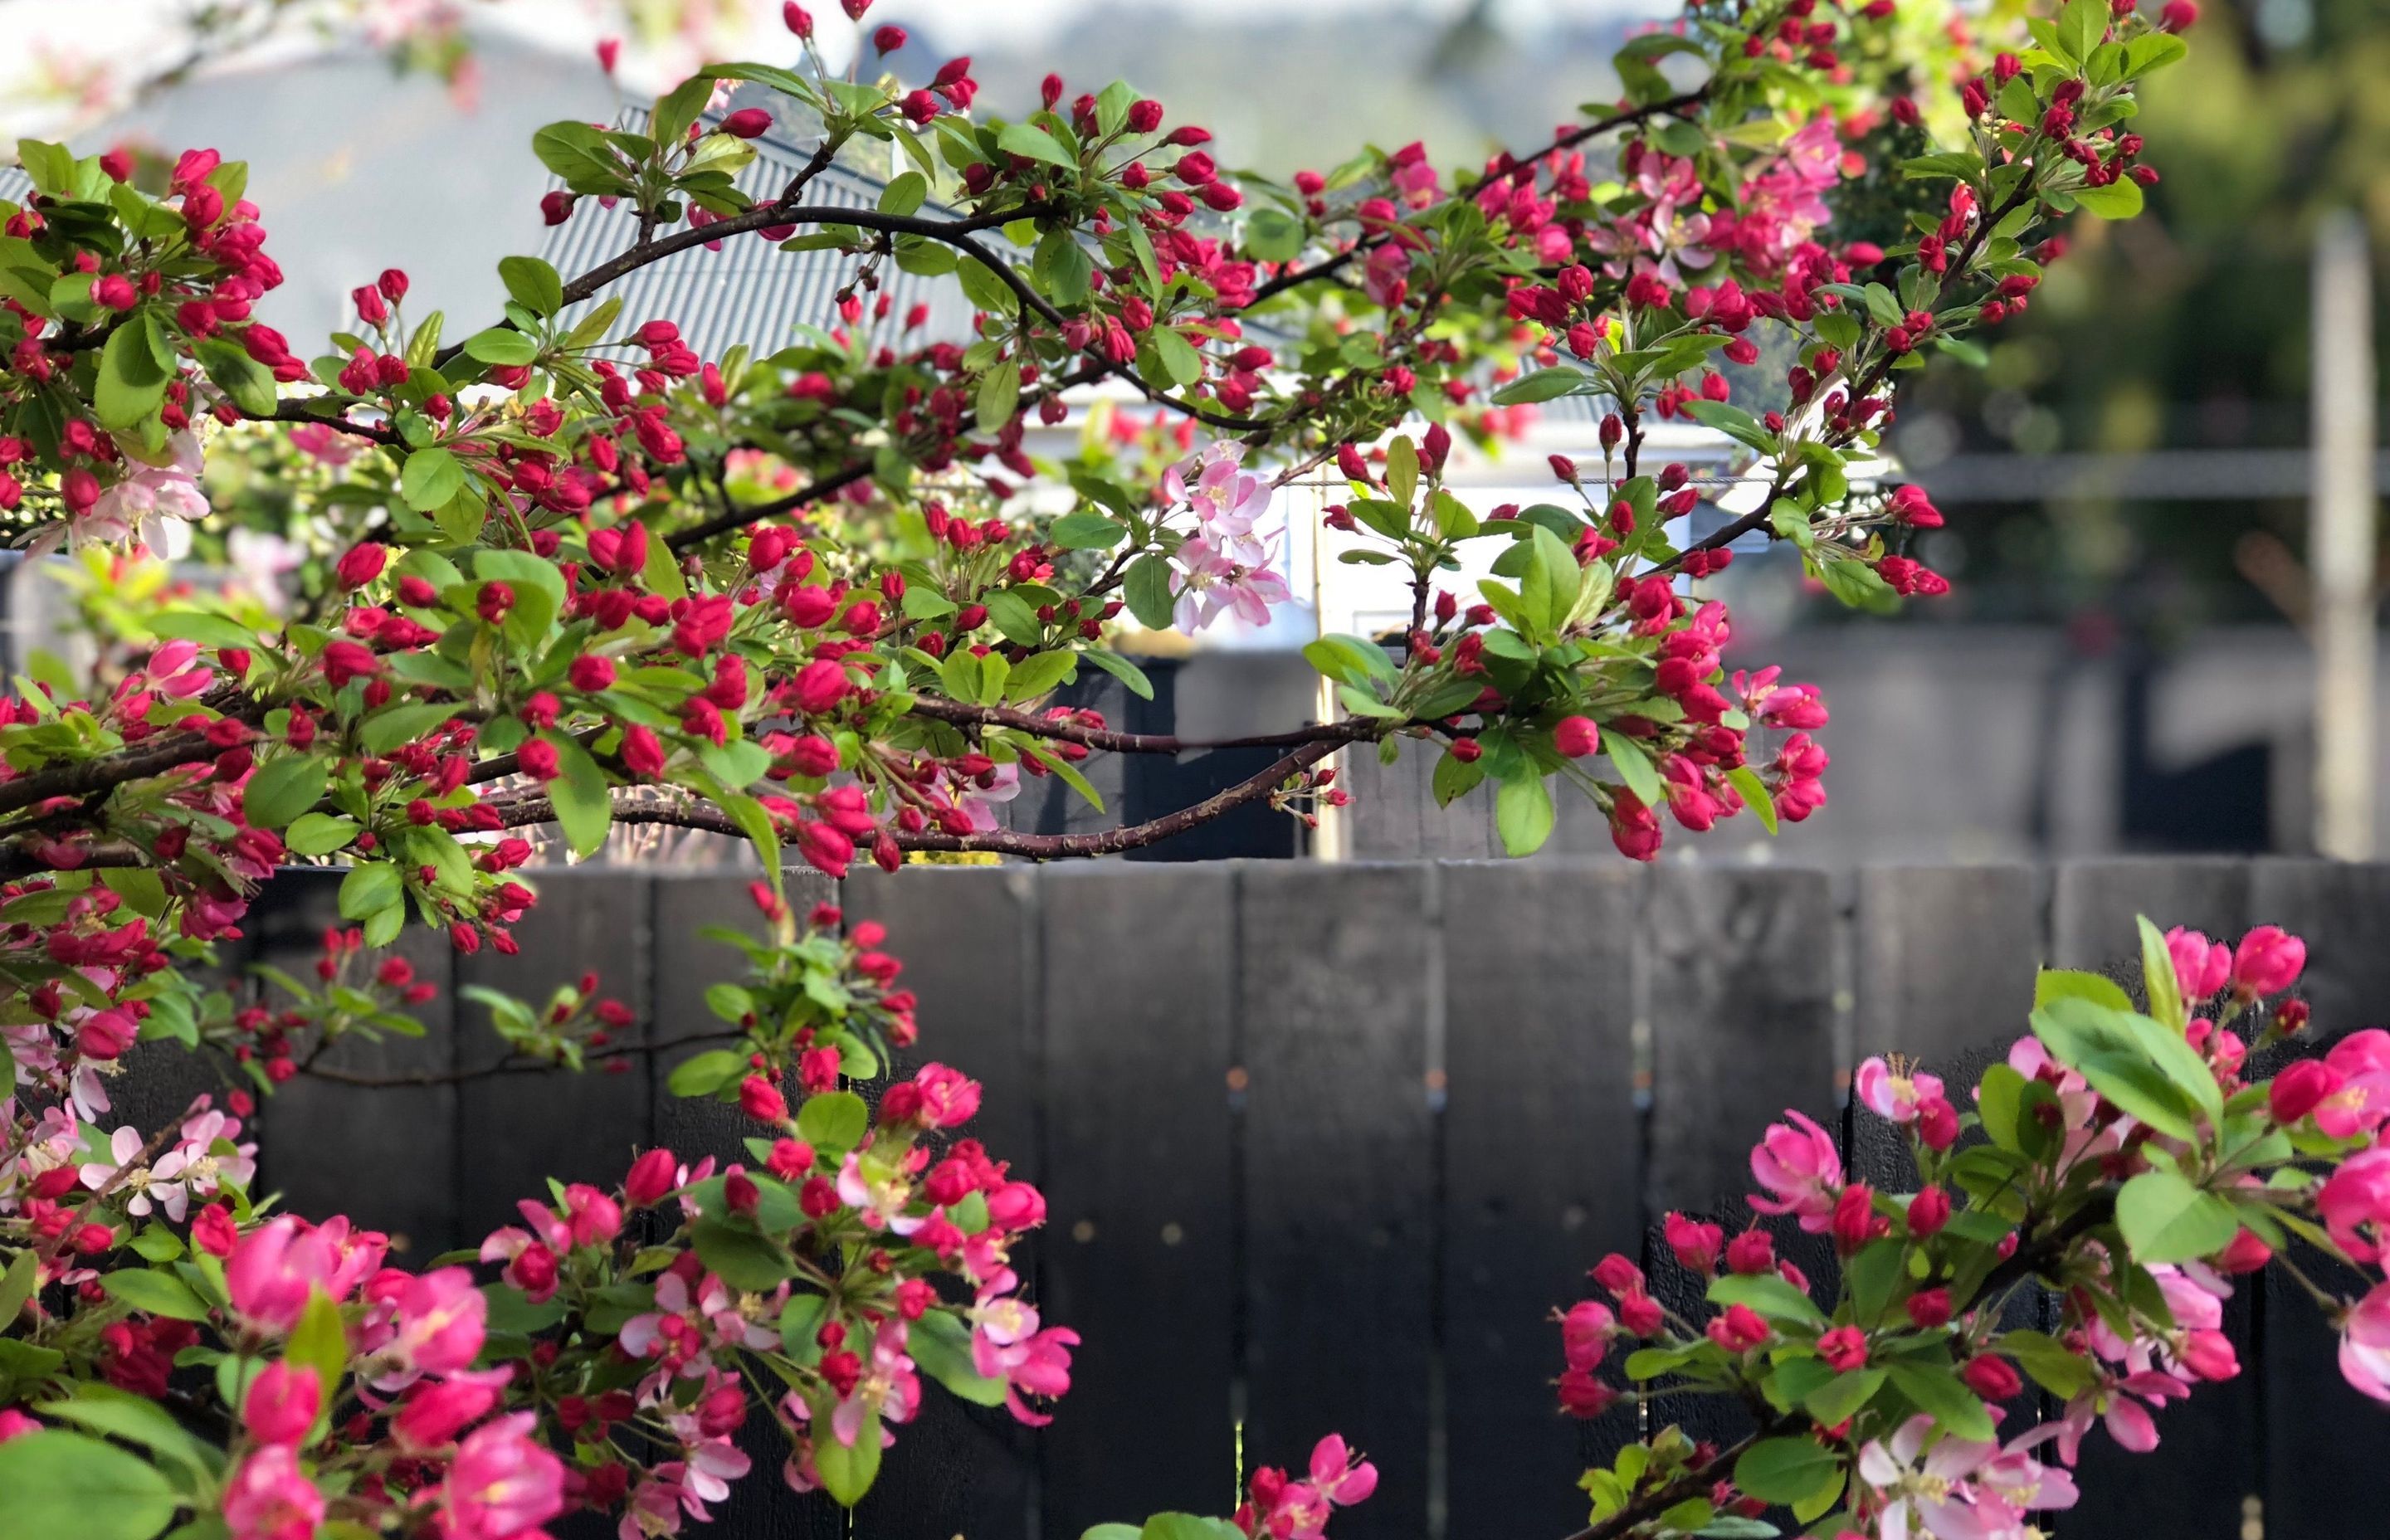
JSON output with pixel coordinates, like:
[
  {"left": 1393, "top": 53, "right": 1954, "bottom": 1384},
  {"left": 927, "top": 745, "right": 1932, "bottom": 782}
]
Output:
[
  {"left": 439, "top": 1411, "right": 566, "bottom": 1539},
  {"left": 836, "top": 1151, "right": 925, "bottom": 1235},
  {"left": 394, "top": 1372, "right": 507, "bottom": 1452},
  {"left": 1170, "top": 534, "right": 1292, "bottom": 632},
  {"left": 222, "top": 1445, "right": 324, "bottom": 1540},
  {"left": 2318, "top": 1148, "right": 2390, "bottom": 1263},
  {"left": 241, "top": 1362, "right": 319, "bottom": 1446},
  {"left": 1307, "top": 1434, "right": 1379, "bottom": 1506},
  {"left": 228, "top": 1215, "right": 383, "bottom": 1330},
  {"left": 970, "top": 1290, "right": 1079, "bottom": 1425},
  {"left": 830, "top": 1318, "right": 921, "bottom": 1447},
  {"left": 2231, "top": 925, "right": 2305, "bottom": 997},
  {"left": 1746, "top": 1109, "right": 1842, "bottom": 1232},
  {"left": 46, "top": 431, "right": 210, "bottom": 553},
  {"left": 2339, "top": 1282, "right": 2390, "bottom": 1403},
  {"left": 2165, "top": 926, "right": 2231, "bottom": 1001},
  {"left": 1856, "top": 1416, "right": 2001, "bottom": 1540},
  {"left": 1163, "top": 441, "right": 1276, "bottom": 565},
  {"left": 2319, "top": 1029, "right": 2390, "bottom": 1138},
  {"left": 390, "top": 1265, "right": 487, "bottom": 1374},
  {"left": 1855, "top": 1057, "right": 1945, "bottom": 1124}
]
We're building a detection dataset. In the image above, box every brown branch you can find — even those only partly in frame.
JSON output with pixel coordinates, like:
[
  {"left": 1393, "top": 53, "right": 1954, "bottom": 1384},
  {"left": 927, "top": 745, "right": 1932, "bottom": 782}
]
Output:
[
  {"left": 300, "top": 1028, "right": 749, "bottom": 1088},
  {"left": 895, "top": 738, "right": 1339, "bottom": 859},
  {"left": 1559, "top": 1435, "right": 1758, "bottom": 1540},
  {"left": 905, "top": 697, "right": 1378, "bottom": 755}
]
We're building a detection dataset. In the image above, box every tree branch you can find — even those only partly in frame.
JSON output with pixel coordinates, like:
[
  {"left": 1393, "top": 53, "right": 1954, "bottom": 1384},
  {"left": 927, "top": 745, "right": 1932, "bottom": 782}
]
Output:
[{"left": 905, "top": 696, "right": 1379, "bottom": 755}]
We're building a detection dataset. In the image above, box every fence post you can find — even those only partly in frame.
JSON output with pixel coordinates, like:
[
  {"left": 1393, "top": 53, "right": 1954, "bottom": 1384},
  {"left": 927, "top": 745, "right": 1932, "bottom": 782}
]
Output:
[
  {"left": 1038, "top": 864, "right": 1240, "bottom": 1536},
  {"left": 1238, "top": 862, "right": 1436, "bottom": 1540},
  {"left": 1440, "top": 860, "right": 1644, "bottom": 1538}
]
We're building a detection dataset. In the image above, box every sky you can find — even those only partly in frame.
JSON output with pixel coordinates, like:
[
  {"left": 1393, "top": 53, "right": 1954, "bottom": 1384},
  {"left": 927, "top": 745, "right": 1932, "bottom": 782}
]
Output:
[{"left": 0, "top": 0, "right": 1665, "bottom": 132}]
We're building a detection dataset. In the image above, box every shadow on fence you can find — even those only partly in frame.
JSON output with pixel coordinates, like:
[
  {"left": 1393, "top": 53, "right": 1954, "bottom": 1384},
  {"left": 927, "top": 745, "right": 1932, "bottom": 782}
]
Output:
[{"left": 124, "top": 858, "right": 2390, "bottom": 1540}]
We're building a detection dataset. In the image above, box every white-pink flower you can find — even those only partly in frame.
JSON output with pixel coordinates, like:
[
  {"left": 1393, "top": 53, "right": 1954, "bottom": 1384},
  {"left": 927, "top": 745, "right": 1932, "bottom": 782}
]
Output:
[
  {"left": 1170, "top": 534, "right": 1291, "bottom": 633},
  {"left": 1163, "top": 441, "right": 1276, "bottom": 565},
  {"left": 1856, "top": 1056, "right": 1945, "bottom": 1124}
]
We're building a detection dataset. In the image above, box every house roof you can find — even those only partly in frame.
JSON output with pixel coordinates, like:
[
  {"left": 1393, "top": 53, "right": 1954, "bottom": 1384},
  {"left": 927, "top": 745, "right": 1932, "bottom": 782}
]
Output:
[{"left": 537, "top": 111, "right": 982, "bottom": 363}]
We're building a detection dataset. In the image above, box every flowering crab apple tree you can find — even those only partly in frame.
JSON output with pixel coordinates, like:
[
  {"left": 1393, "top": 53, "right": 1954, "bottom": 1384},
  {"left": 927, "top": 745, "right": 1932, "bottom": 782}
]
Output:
[{"left": 0, "top": 0, "right": 2323, "bottom": 1537}]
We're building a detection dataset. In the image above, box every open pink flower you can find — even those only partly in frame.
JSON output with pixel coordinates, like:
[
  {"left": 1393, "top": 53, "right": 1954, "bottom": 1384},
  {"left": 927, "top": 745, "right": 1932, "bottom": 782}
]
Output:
[
  {"left": 1856, "top": 1057, "right": 1944, "bottom": 1124},
  {"left": 439, "top": 1411, "right": 565, "bottom": 1539},
  {"left": 1308, "top": 1434, "right": 1378, "bottom": 1506},
  {"left": 2339, "top": 1282, "right": 2390, "bottom": 1402},
  {"left": 2319, "top": 1148, "right": 2390, "bottom": 1263},
  {"left": 390, "top": 1265, "right": 487, "bottom": 1374},
  {"left": 1746, "top": 1109, "right": 1842, "bottom": 1232},
  {"left": 1170, "top": 534, "right": 1291, "bottom": 632},
  {"left": 228, "top": 1215, "right": 383, "bottom": 1331},
  {"left": 222, "top": 1444, "right": 324, "bottom": 1540}
]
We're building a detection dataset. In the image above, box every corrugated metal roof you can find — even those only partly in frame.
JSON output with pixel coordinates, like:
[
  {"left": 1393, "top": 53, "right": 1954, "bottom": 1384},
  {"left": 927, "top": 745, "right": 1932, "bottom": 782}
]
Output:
[{"left": 536, "top": 110, "right": 981, "bottom": 363}]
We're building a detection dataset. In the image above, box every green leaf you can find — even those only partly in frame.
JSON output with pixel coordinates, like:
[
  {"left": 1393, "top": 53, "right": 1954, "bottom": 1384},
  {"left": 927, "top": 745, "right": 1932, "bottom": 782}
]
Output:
[
  {"left": 360, "top": 702, "right": 460, "bottom": 755},
  {"left": 0, "top": 1430, "right": 181, "bottom": 1540},
  {"left": 34, "top": 1386, "right": 218, "bottom": 1479},
  {"left": 2072, "top": 176, "right": 2144, "bottom": 220},
  {"left": 907, "top": 1310, "right": 1008, "bottom": 1406},
  {"left": 1244, "top": 207, "right": 1304, "bottom": 263},
  {"left": 2030, "top": 997, "right": 2222, "bottom": 1144},
  {"left": 337, "top": 860, "right": 402, "bottom": 921},
  {"left": 1733, "top": 1436, "right": 1843, "bottom": 1503},
  {"left": 241, "top": 753, "right": 328, "bottom": 829},
  {"left": 996, "top": 121, "right": 1076, "bottom": 168},
  {"left": 692, "top": 1216, "right": 794, "bottom": 1293},
  {"left": 0, "top": 1248, "right": 37, "bottom": 1328},
  {"left": 1124, "top": 555, "right": 1175, "bottom": 631},
  {"left": 1603, "top": 733, "right": 1662, "bottom": 810},
  {"left": 498, "top": 256, "right": 565, "bottom": 317},
  {"left": 149, "top": 609, "right": 266, "bottom": 651},
  {"left": 462, "top": 328, "right": 540, "bottom": 367},
  {"left": 1885, "top": 1362, "right": 1997, "bottom": 1441},
  {"left": 99, "top": 1269, "right": 211, "bottom": 1322},
  {"left": 1804, "top": 1366, "right": 1885, "bottom": 1426},
  {"left": 1492, "top": 367, "right": 1590, "bottom": 405},
  {"left": 1725, "top": 764, "right": 1777, "bottom": 835},
  {"left": 2138, "top": 914, "right": 2186, "bottom": 1029},
  {"left": 1080, "top": 650, "right": 1154, "bottom": 699},
  {"left": 1707, "top": 1272, "right": 1825, "bottom": 1326},
  {"left": 285, "top": 812, "right": 363, "bottom": 858},
  {"left": 2032, "top": 968, "right": 2134, "bottom": 1014},
  {"left": 1050, "top": 510, "right": 1125, "bottom": 550},
  {"left": 2116, "top": 1169, "right": 2240, "bottom": 1265},
  {"left": 982, "top": 589, "right": 1045, "bottom": 646},
  {"left": 400, "top": 446, "right": 466, "bottom": 511},
  {"left": 1150, "top": 327, "right": 1202, "bottom": 388},
  {"left": 797, "top": 1090, "right": 870, "bottom": 1153},
  {"left": 975, "top": 360, "right": 1021, "bottom": 427},
  {"left": 1385, "top": 436, "right": 1420, "bottom": 507},
  {"left": 878, "top": 171, "right": 929, "bottom": 217},
  {"left": 813, "top": 1404, "right": 883, "bottom": 1505},
  {"left": 95, "top": 323, "right": 172, "bottom": 431},
  {"left": 193, "top": 337, "right": 278, "bottom": 417},
  {"left": 1996, "top": 1328, "right": 2098, "bottom": 1399},
  {"left": 1033, "top": 229, "right": 1093, "bottom": 307},
  {"left": 1495, "top": 771, "right": 1554, "bottom": 857},
  {"left": 284, "top": 1288, "right": 348, "bottom": 1405},
  {"left": 545, "top": 733, "right": 615, "bottom": 859},
  {"left": 2056, "top": 0, "right": 2107, "bottom": 63},
  {"left": 666, "top": 1050, "right": 745, "bottom": 1099}
]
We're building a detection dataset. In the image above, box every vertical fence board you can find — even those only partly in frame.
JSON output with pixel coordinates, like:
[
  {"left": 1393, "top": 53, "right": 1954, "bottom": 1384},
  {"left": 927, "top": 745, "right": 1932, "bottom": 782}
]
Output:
[
  {"left": 844, "top": 865, "right": 1040, "bottom": 1540},
  {"left": 2051, "top": 860, "right": 2255, "bottom": 1540},
  {"left": 1441, "top": 861, "right": 1643, "bottom": 1538},
  {"left": 456, "top": 868, "right": 654, "bottom": 1244},
  {"left": 1646, "top": 866, "right": 1838, "bottom": 1455},
  {"left": 646, "top": 870, "right": 845, "bottom": 1540},
  {"left": 1240, "top": 862, "right": 1435, "bottom": 1540},
  {"left": 2252, "top": 860, "right": 2390, "bottom": 1539},
  {"left": 1343, "top": 746, "right": 1498, "bottom": 861},
  {"left": 1039, "top": 865, "right": 1238, "bottom": 1535},
  {"left": 1847, "top": 865, "right": 2041, "bottom": 1191},
  {"left": 251, "top": 869, "right": 461, "bottom": 1257}
]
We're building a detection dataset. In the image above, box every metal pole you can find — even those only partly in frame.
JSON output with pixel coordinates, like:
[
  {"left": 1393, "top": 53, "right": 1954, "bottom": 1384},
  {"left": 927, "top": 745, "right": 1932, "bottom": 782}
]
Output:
[{"left": 2312, "top": 210, "right": 2378, "bottom": 859}]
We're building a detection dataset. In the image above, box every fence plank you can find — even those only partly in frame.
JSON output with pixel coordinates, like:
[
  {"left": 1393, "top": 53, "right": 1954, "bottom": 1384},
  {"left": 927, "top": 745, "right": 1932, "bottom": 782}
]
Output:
[
  {"left": 1441, "top": 860, "right": 1643, "bottom": 1539},
  {"left": 2251, "top": 860, "right": 2390, "bottom": 1540},
  {"left": 456, "top": 867, "right": 654, "bottom": 1244},
  {"left": 1239, "top": 862, "right": 1435, "bottom": 1540},
  {"left": 1039, "top": 865, "right": 1238, "bottom": 1535},
  {"left": 2050, "top": 860, "right": 2256, "bottom": 1540},
  {"left": 1645, "top": 866, "right": 1838, "bottom": 1456},
  {"left": 250, "top": 869, "right": 461, "bottom": 1258},
  {"left": 646, "top": 870, "right": 845, "bottom": 1540},
  {"left": 1342, "top": 745, "right": 1498, "bottom": 861},
  {"left": 843, "top": 865, "right": 1041, "bottom": 1540},
  {"left": 1847, "top": 865, "right": 2040, "bottom": 1192}
]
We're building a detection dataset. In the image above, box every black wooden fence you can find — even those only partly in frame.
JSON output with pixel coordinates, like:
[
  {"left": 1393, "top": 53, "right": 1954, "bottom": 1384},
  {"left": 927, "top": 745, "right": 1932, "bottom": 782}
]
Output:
[{"left": 112, "top": 858, "right": 2390, "bottom": 1540}]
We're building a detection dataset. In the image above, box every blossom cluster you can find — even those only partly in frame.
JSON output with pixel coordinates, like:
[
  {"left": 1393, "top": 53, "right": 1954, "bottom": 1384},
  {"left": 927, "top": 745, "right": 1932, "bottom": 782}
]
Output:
[{"left": 1548, "top": 919, "right": 2390, "bottom": 1539}]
